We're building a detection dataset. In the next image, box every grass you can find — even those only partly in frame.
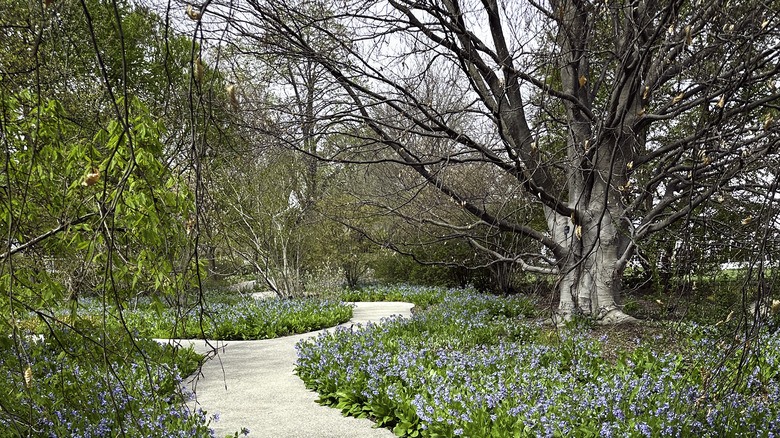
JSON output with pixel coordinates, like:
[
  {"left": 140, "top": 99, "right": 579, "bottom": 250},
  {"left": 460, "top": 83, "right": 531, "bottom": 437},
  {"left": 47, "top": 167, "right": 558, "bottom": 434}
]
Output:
[{"left": 296, "top": 284, "right": 780, "bottom": 437}]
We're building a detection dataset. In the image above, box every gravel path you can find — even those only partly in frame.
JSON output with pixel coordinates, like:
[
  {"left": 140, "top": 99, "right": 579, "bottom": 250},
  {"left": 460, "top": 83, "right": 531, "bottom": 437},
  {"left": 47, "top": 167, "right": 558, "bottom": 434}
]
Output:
[{"left": 166, "top": 302, "right": 413, "bottom": 438}]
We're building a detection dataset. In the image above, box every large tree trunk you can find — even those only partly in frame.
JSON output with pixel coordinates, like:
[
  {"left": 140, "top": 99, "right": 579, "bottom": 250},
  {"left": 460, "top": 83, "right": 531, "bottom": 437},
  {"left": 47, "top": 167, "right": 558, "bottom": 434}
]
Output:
[{"left": 549, "top": 178, "right": 637, "bottom": 324}]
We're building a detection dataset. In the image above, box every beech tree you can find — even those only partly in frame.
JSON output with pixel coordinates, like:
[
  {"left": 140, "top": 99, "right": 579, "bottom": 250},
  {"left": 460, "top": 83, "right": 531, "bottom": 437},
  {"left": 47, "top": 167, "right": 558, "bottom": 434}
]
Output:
[{"left": 207, "top": 0, "right": 780, "bottom": 322}]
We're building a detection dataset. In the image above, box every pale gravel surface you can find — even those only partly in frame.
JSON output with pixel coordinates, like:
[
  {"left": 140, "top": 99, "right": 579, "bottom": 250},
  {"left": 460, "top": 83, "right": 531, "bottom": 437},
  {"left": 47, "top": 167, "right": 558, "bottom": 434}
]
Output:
[{"left": 164, "top": 301, "right": 414, "bottom": 438}]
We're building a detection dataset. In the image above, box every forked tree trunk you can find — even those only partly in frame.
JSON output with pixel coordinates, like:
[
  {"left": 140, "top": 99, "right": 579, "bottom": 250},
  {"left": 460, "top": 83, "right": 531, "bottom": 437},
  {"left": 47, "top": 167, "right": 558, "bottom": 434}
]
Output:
[{"left": 548, "top": 194, "right": 637, "bottom": 325}]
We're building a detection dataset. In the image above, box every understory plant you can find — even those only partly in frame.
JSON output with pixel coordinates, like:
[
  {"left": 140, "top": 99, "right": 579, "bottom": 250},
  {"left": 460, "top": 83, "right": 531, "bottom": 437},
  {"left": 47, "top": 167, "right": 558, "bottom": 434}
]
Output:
[
  {"left": 296, "top": 286, "right": 780, "bottom": 437},
  {"left": 125, "top": 295, "right": 353, "bottom": 340}
]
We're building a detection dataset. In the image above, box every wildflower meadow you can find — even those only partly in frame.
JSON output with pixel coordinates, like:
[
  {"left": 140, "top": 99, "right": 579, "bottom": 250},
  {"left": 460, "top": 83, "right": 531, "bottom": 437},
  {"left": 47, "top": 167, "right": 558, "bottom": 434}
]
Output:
[{"left": 298, "top": 285, "right": 780, "bottom": 438}]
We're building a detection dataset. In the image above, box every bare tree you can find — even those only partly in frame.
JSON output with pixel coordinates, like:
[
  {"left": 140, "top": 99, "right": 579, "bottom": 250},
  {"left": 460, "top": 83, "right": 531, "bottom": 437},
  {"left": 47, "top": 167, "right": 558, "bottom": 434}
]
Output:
[{"left": 208, "top": 0, "right": 780, "bottom": 323}]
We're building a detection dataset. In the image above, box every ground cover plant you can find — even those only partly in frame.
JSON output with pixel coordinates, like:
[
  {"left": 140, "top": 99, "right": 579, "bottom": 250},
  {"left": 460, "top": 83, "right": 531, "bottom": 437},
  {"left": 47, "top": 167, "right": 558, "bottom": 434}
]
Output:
[
  {"left": 1, "top": 291, "right": 351, "bottom": 436},
  {"left": 339, "top": 284, "right": 465, "bottom": 309},
  {"left": 124, "top": 293, "right": 353, "bottom": 340},
  {"left": 0, "top": 318, "right": 214, "bottom": 437},
  {"left": 297, "top": 285, "right": 780, "bottom": 437}
]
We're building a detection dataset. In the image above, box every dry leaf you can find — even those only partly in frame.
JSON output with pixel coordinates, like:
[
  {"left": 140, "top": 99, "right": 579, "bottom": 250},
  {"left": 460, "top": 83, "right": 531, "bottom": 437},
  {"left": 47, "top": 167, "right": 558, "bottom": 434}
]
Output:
[
  {"left": 643, "top": 86, "right": 650, "bottom": 99},
  {"left": 668, "top": 25, "right": 675, "bottom": 34},
  {"left": 656, "top": 299, "right": 665, "bottom": 306},
  {"left": 626, "top": 161, "right": 633, "bottom": 170},
  {"left": 195, "top": 59, "right": 204, "bottom": 83},
  {"left": 186, "top": 5, "right": 201, "bottom": 20},
  {"left": 570, "top": 212, "right": 575, "bottom": 224},
  {"left": 575, "top": 225, "right": 582, "bottom": 240},
  {"left": 716, "top": 95, "right": 725, "bottom": 108},
  {"left": 185, "top": 218, "right": 195, "bottom": 236},
  {"left": 24, "top": 365, "right": 32, "bottom": 388},
  {"left": 725, "top": 310, "right": 734, "bottom": 323},
  {"left": 764, "top": 113, "right": 774, "bottom": 130},
  {"left": 226, "top": 84, "right": 239, "bottom": 110},
  {"left": 637, "top": 108, "right": 646, "bottom": 117},
  {"left": 684, "top": 25, "right": 692, "bottom": 45},
  {"left": 82, "top": 168, "right": 100, "bottom": 186},
  {"left": 762, "top": 19, "right": 769, "bottom": 29},
  {"left": 741, "top": 215, "right": 753, "bottom": 225},
  {"left": 579, "top": 75, "right": 587, "bottom": 87},
  {"left": 672, "top": 93, "right": 684, "bottom": 104}
]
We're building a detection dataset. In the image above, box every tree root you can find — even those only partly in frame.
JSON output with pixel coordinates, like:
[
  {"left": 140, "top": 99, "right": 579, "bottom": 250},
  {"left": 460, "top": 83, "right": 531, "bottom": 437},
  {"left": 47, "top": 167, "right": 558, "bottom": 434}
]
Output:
[
  {"left": 547, "top": 307, "right": 639, "bottom": 327},
  {"left": 597, "top": 307, "right": 639, "bottom": 325}
]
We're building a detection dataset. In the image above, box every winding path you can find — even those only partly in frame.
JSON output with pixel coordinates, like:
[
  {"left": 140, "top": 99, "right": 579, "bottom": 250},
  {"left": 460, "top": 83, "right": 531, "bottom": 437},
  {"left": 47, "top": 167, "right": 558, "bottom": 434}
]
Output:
[{"left": 169, "top": 302, "right": 413, "bottom": 438}]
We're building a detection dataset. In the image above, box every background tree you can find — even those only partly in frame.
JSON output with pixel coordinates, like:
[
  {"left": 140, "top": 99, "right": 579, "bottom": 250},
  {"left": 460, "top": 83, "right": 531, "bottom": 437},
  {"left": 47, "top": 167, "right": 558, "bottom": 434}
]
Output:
[{"left": 214, "top": 0, "right": 780, "bottom": 322}]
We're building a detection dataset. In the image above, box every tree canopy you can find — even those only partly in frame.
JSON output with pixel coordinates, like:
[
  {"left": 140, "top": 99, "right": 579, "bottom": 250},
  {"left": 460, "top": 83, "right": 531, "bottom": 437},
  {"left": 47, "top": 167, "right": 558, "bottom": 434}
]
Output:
[{"left": 199, "top": 0, "right": 780, "bottom": 322}]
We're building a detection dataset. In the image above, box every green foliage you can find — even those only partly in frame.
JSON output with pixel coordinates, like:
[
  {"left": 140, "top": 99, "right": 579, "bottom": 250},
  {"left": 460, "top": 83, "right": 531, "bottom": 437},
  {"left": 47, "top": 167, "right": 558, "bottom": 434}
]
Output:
[
  {"left": 371, "top": 249, "right": 478, "bottom": 289},
  {"left": 1, "top": 90, "right": 196, "bottom": 311}
]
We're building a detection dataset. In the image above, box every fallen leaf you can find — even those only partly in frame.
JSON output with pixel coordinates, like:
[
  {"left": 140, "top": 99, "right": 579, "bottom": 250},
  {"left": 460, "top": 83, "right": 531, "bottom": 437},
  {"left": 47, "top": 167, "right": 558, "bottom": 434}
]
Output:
[
  {"left": 579, "top": 75, "right": 587, "bottom": 87},
  {"left": 672, "top": 93, "right": 684, "bottom": 104}
]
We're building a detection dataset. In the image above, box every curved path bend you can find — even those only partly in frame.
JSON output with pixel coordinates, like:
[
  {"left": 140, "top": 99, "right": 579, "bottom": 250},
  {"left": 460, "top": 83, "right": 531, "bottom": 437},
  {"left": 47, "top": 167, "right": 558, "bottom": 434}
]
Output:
[{"left": 168, "top": 302, "right": 414, "bottom": 438}]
